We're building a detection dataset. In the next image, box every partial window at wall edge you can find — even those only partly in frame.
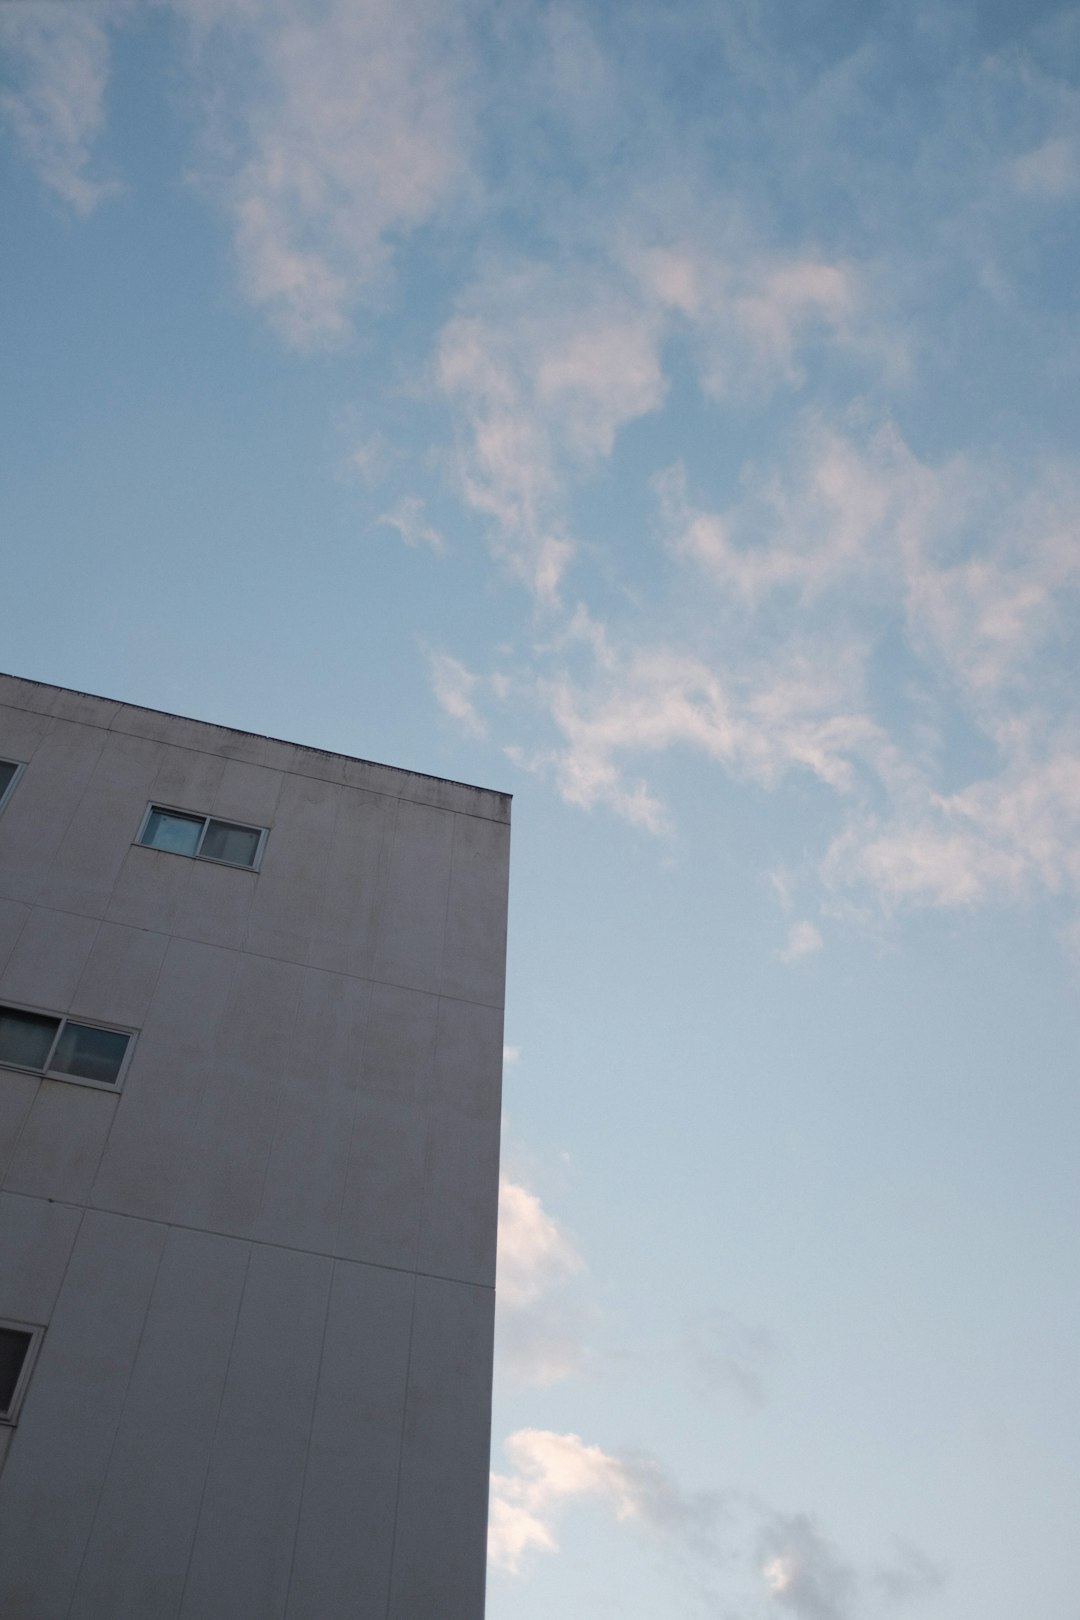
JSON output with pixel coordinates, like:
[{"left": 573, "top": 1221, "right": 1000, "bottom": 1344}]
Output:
[
  {"left": 0, "top": 759, "right": 23, "bottom": 812},
  {"left": 0, "top": 1322, "right": 42, "bottom": 1425},
  {"left": 0, "top": 1004, "right": 134, "bottom": 1090}
]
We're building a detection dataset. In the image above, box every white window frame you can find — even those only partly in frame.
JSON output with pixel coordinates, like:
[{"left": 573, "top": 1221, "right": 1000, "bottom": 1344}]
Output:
[
  {"left": 0, "top": 1001, "right": 137, "bottom": 1093},
  {"left": 135, "top": 803, "right": 268, "bottom": 871},
  {"left": 0, "top": 1320, "right": 44, "bottom": 1425},
  {"left": 0, "top": 759, "right": 24, "bottom": 815}
]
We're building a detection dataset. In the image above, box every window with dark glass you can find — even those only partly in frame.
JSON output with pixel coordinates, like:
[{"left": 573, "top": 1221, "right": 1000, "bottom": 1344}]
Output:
[
  {"left": 0, "top": 759, "right": 23, "bottom": 811},
  {"left": 0, "top": 1322, "right": 41, "bottom": 1423},
  {"left": 137, "top": 804, "right": 265, "bottom": 869},
  {"left": 0, "top": 1005, "right": 132, "bottom": 1088}
]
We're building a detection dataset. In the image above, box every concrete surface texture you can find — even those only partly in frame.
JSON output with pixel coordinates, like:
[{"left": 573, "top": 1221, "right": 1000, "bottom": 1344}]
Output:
[{"left": 0, "top": 673, "right": 510, "bottom": 1620}]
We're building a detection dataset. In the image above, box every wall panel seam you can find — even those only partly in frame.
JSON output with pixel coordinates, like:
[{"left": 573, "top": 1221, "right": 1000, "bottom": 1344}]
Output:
[
  {"left": 14, "top": 1191, "right": 497, "bottom": 1288},
  {"left": 0, "top": 897, "right": 506, "bottom": 1013},
  {"left": 174, "top": 1238, "right": 255, "bottom": 1620},
  {"left": 0, "top": 1075, "right": 42, "bottom": 1187},
  {"left": 383, "top": 1268, "right": 418, "bottom": 1620},
  {"left": 63, "top": 1217, "right": 169, "bottom": 1620},
  {"left": 281, "top": 1254, "right": 337, "bottom": 1620}
]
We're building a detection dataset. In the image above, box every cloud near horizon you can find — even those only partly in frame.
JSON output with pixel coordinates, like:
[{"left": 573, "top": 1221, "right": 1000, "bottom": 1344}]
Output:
[
  {"left": 488, "top": 1427, "right": 724, "bottom": 1576},
  {"left": 490, "top": 1430, "right": 945, "bottom": 1617}
]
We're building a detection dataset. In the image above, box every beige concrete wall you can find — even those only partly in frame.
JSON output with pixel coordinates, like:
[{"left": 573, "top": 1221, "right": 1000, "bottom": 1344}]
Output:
[{"left": 0, "top": 675, "right": 508, "bottom": 1620}]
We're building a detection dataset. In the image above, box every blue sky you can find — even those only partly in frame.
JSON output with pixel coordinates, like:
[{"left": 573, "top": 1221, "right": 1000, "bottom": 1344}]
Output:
[{"left": 3, "top": 1, "right": 1080, "bottom": 1613}]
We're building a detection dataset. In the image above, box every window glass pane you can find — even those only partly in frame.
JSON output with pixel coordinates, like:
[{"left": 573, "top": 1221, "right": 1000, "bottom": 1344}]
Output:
[
  {"left": 0, "top": 1327, "right": 32, "bottom": 1415},
  {"left": 140, "top": 808, "right": 203, "bottom": 856},
  {"left": 50, "top": 1022, "right": 129, "bottom": 1085},
  {"left": 200, "top": 819, "right": 261, "bottom": 867},
  {"left": 0, "top": 1008, "right": 59, "bottom": 1070},
  {"left": 0, "top": 761, "right": 17, "bottom": 802}
]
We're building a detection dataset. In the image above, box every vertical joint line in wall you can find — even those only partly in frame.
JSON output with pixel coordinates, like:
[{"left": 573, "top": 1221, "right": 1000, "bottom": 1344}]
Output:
[
  {"left": 0, "top": 1200, "right": 87, "bottom": 1482},
  {"left": 383, "top": 1268, "right": 419, "bottom": 1620},
  {"left": 175, "top": 1239, "right": 255, "bottom": 1620},
  {"left": 70, "top": 907, "right": 107, "bottom": 1190},
  {"left": 411, "top": 997, "right": 442, "bottom": 1280},
  {"left": 63, "top": 1220, "right": 170, "bottom": 1620},
  {"left": 437, "top": 810, "right": 459, "bottom": 1006},
  {"left": 368, "top": 791, "right": 400, "bottom": 975},
  {"left": 281, "top": 1255, "right": 336, "bottom": 1619},
  {"left": 0, "top": 1075, "right": 42, "bottom": 1187},
  {"left": 0, "top": 876, "right": 39, "bottom": 1181},
  {"left": 310, "top": 772, "right": 345, "bottom": 972},
  {"left": 408, "top": 809, "right": 461, "bottom": 1278},
  {"left": 331, "top": 787, "right": 397, "bottom": 1257},
  {"left": 0, "top": 896, "right": 32, "bottom": 993}
]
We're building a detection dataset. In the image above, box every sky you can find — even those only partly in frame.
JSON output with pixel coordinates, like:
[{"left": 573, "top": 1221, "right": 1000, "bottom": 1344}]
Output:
[{"left": 2, "top": 0, "right": 1080, "bottom": 1614}]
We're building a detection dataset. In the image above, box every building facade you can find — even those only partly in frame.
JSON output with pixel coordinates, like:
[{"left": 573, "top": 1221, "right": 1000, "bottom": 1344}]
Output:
[{"left": 0, "top": 674, "right": 509, "bottom": 1619}]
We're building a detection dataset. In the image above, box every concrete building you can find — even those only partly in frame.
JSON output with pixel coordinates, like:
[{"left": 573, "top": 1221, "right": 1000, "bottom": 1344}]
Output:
[{"left": 0, "top": 673, "right": 509, "bottom": 1619}]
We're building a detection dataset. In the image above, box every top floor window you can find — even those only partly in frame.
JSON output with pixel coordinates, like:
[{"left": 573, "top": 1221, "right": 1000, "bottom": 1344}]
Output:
[
  {"left": 136, "top": 805, "right": 267, "bottom": 870},
  {"left": 0, "top": 760, "right": 23, "bottom": 812}
]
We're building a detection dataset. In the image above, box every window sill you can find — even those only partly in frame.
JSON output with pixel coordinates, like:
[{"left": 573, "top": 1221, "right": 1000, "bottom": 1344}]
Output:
[{"left": 131, "top": 841, "right": 263, "bottom": 873}]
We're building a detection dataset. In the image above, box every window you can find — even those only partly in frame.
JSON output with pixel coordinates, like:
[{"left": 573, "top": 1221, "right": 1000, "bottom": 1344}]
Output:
[
  {"left": 0, "top": 759, "right": 23, "bottom": 812},
  {"left": 0, "top": 1321, "right": 42, "bottom": 1424},
  {"left": 0, "top": 1004, "right": 133, "bottom": 1090},
  {"left": 136, "top": 804, "right": 266, "bottom": 870}
]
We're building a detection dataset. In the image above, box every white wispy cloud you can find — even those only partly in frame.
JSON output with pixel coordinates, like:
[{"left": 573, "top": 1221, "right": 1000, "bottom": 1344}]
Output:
[
  {"left": 433, "top": 227, "right": 881, "bottom": 600},
  {"left": 778, "top": 920, "right": 824, "bottom": 964},
  {"left": 496, "top": 1175, "right": 588, "bottom": 1386},
  {"left": 489, "top": 1429, "right": 633, "bottom": 1574},
  {"left": 177, "top": 0, "right": 475, "bottom": 348},
  {"left": 657, "top": 414, "right": 1080, "bottom": 711},
  {"left": 0, "top": 3, "right": 123, "bottom": 214},
  {"left": 488, "top": 1427, "right": 722, "bottom": 1575},
  {"left": 341, "top": 430, "right": 394, "bottom": 487},
  {"left": 653, "top": 424, "right": 902, "bottom": 607},
  {"left": 530, "top": 626, "right": 876, "bottom": 832},
  {"left": 430, "top": 652, "right": 487, "bottom": 738},
  {"left": 497, "top": 1175, "right": 583, "bottom": 1309},
  {"left": 824, "top": 741, "right": 1080, "bottom": 911},
  {"left": 760, "top": 1514, "right": 855, "bottom": 1620},
  {"left": 435, "top": 406, "right": 1080, "bottom": 940},
  {"left": 437, "top": 266, "right": 667, "bottom": 597},
  {"left": 759, "top": 1516, "right": 946, "bottom": 1618},
  {"left": 376, "top": 495, "right": 445, "bottom": 554},
  {"left": 490, "top": 1428, "right": 944, "bottom": 1617},
  {"left": 1010, "top": 134, "right": 1079, "bottom": 197},
  {"left": 636, "top": 244, "right": 872, "bottom": 397}
]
